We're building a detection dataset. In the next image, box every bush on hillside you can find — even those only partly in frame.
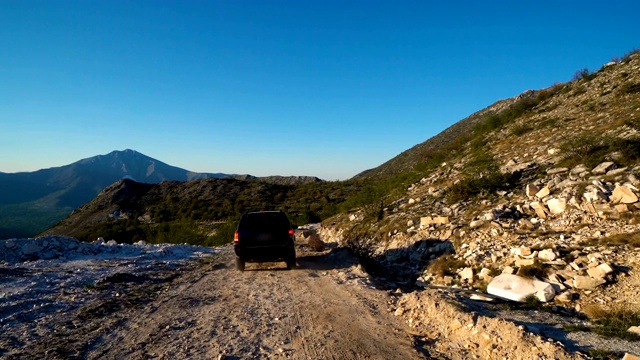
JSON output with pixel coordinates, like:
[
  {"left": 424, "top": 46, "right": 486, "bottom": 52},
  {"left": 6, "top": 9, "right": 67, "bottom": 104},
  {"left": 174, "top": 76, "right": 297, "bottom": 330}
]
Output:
[
  {"left": 620, "top": 82, "right": 640, "bottom": 94},
  {"left": 572, "top": 68, "right": 597, "bottom": 82},
  {"left": 560, "top": 134, "right": 640, "bottom": 168},
  {"left": 447, "top": 154, "right": 520, "bottom": 203}
]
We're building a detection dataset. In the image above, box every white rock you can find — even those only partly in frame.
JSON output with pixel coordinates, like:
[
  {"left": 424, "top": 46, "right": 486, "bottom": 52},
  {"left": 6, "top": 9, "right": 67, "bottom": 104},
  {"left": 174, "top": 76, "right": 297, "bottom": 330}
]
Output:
[
  {"left": 535, "top": 186, "right": 551, "bottom": 199},
  {"left": 479, "top": 268, "right": 493, "bottom": 280},
  {"left": 530, "top": 201, "right": 548, "bottom": 218},
  {"left": 611, "top": 185, "right": 638, "bottom": 204},
  {"left": 556, "top": 179, "right": 578, "bottom": 189},
  {"left": 547, "top": 198, "right": 567, "bottom": 214},
  {"left": 21, "top": 242, "right": 43, "bottom": 256},
  {"left": 597, "top": 263, "right": 614, "bottom": 275},
  {"left": 514, "top": 246, "right": 532, "bottom": 257},
  {"left": 628, "top": 326, "right": 640, "bottom": 336},
  {"left": 515, "top": 257, "right": 536, "bottom": 267},
  {"left": 460, "top": 267, "right": 474, "bottom": 281},
  {"left": 586, "top": 266, "right": 608, "bottom": 279},
  {"left": 556, "top": 292, "right": 576, "bottom": 302},
  {"left": 518, "top": 219, "right": 535, "bottom": 230},
  {"left": 469, "top": 220, "right": 485, "bottom": 229},
  {"left": 606, "top": 167, "right": 627, "bottom": 176},
  {"left": 573, "top": 276, "right": 606, "bottom": 290},
  {"left": 571, "top": 164, "right": 589, "bottom": 174},
  {"left": 481, "top": 211, "right": 496, "bottom": 221},
  {"left": 526, "top": 184, "right": 540, "bottom": 197},
  {"left": 487, "top": 274, "right": 555, "bottom": 302},
  {"left": 615, "top": 204, "right": 630, "bottom": 213},
  {"left": 547, "top": 167, "right": 568, "bottom": 175},
  {"left": 433, "top": 216, "right": 450, "bottom": 225},
  {"left": 538, "top": 249, "right": 557, "bottom": 262},
  {"left": 592, "top": 162, "right": 615, "bottom": 175},
  {"left": 469, "top": 294, "right": 495, "bottom": 302}
]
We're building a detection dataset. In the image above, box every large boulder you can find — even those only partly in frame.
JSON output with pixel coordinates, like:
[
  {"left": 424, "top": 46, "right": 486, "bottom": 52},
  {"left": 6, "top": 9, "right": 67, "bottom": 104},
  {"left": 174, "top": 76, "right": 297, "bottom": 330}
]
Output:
[{"left": 487, "top": 274, "right": 555, "bottom": 302}]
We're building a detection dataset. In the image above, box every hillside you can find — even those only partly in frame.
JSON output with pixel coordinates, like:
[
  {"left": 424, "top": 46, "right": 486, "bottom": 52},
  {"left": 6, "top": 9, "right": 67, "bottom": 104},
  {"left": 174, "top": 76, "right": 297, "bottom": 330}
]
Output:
[
  {"left": 356, "top": 52, "right": 640, "bottom": 181},
  {"left": 312, "top": 51, "right": 640, "bottom": 357},
  {"left": 0, "top": 149, "right": 323, "bottom": 239},
  {"left": 354, "top": 94, "right": 524, "bottom": 179},
  {"left": 41, "top": 177, "right": 359, "bottom": 244}
]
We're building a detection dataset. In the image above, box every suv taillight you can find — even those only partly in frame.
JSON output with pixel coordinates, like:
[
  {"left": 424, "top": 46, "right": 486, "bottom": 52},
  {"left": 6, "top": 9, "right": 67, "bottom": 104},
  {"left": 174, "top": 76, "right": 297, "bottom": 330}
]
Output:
[
  {"left": 234, "top": 231, "right": 239, "bottom": 244},
  {"left": 288, "top": 229, "right": 295, "bottom": 236}
]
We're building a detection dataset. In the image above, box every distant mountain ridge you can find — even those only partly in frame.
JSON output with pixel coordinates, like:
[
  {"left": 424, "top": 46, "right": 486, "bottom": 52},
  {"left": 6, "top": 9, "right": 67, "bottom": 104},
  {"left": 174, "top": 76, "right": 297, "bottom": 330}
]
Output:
[
  {"left": 0, "top": 149, "right": 321, "bottom": 239},
  {"left": 0, "top": 149, "right": 229, "bottom": 208}
]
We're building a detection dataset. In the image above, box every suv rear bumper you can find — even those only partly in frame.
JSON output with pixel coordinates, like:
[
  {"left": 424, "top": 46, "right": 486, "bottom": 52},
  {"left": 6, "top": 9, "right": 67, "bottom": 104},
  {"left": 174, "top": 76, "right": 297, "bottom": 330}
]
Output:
[{"left": 234, "top": 244, "right": 295, "bottom": 262}]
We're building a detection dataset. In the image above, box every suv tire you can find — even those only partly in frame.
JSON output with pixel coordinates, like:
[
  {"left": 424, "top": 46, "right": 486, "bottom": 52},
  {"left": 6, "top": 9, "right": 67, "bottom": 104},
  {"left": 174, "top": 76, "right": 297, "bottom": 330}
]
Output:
[{"left": 236, "top": 257, "right": 245, "bottom": 271}]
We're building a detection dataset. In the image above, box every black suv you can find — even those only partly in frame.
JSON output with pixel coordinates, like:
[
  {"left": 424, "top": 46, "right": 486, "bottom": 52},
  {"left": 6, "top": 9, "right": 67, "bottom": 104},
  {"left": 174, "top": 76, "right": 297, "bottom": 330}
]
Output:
[{"left": 233, "top": 211, "right": 296, "bottom": 271}]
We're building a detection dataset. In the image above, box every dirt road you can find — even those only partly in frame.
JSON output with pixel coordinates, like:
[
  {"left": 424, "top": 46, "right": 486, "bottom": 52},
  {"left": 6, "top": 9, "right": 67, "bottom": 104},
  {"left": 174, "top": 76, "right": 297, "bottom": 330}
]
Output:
[{"left": 11, "top": 244, "right": 426, "bottom": 359}]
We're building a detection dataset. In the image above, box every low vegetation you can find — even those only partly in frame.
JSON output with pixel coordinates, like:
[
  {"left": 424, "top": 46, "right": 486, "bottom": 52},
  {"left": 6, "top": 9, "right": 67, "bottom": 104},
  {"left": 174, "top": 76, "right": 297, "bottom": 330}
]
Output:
[
  {"left": 516, "top": 263, "right": 551, "bottom": 280},
  {"left": 597, "top": 230, "right": 640, "bottom": 248},
  {"left": 426, "top": 255, "right": 466, "bottom": 277},
  {"left": 574, "top": 304, "right": 640, "bottom": 341},
  {"left": 559, "top": 134, "right": 640, "bottom": 168}
]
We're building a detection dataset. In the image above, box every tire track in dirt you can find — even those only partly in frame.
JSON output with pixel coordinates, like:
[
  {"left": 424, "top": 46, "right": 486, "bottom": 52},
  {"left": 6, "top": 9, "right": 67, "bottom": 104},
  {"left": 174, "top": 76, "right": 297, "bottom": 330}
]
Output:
[{"left": 79, "top": 245, "right": 424, "bottom": 359}]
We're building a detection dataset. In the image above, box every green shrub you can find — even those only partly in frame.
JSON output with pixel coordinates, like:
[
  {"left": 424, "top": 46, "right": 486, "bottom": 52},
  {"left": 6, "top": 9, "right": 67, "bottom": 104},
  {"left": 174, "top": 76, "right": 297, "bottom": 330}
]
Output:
[
  {"left": 572, "top": 68, "right": 597, "bottom": 82},
  {"left": 427, "top": 255, "right": 466, "bottom": 277},
  {"left": 585, "top": 349, "right": 619, "bottom": 360},
  {"left": 517, "top": 263, "right": 550, "bottom": 280},
  {"left": 341, "top": 224, "right": 385, "bottom": 276},
  {"left": 205, "top": 221, "right": 237, "bottom": 247},
  {"left": 620, "top": 82, "right": 640, "bottom": 94},
  {"left": 623, "top": 116, "right": 640, "bottom": 131},
  {"left": 473, "top": 96, "right": 541, "bottom": 136},
  {"left": 447, "top": 170, "right": 519, "bottom": 203},
  {"left": 511, "top": 123, "right": 534, "bottom": 136},
  {"left": 583, "top": 304, "right": 640, "bottom": 341},
  {"left": 521, "top": 294, "right": 543, "bottom": 309},
  {"left": 559, "top": 134, "right": 609, "bottom": 168},
  {"left": 540, "top": 117, "right": 558, "bottom": 128},
  {"left": 572, "top": 86, "right": 587, "bottom": 96},
  {"left": 621, "top": 48, "right": 640, "bottom": 62},
  {"left": 598, "top": 231, "right": 640, "bottom": 247}
]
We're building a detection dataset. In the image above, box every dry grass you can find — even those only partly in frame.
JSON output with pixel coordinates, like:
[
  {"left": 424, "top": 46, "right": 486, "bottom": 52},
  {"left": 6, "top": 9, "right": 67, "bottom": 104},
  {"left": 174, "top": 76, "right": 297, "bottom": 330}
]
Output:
[
  {"left": 516, "top": 263, "right": 551, "bottom": 280},
  {"left": 582, "top": 303, "right": 640, "bottom": 341},
  {"left": 598, "top": 230, "right": 640, "bottom": 247}
]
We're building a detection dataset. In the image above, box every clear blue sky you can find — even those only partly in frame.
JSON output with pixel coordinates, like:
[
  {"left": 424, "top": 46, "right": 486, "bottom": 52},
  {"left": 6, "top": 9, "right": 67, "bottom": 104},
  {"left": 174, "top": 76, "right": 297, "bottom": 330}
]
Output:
[{"left": 1, "top": 1, "right": 638, "bottom": 180}]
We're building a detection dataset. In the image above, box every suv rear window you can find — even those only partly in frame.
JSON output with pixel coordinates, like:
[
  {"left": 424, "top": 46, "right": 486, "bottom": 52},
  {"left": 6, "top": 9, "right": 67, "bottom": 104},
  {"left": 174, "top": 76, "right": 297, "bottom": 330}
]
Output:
[{"left": 239, "top": 212, "right": 290, "bottom": 232}]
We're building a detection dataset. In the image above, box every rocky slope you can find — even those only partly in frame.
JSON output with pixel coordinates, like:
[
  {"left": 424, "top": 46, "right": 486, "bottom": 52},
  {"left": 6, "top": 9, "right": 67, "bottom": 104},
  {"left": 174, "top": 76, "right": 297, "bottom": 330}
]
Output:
[{"left": 317, "top": 52, "right": 640, "bottom": 358}]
